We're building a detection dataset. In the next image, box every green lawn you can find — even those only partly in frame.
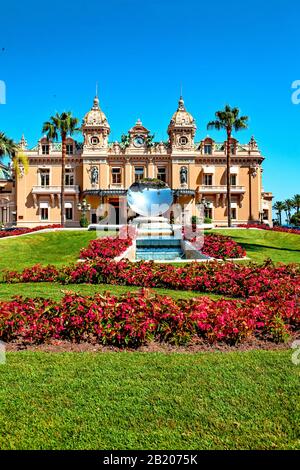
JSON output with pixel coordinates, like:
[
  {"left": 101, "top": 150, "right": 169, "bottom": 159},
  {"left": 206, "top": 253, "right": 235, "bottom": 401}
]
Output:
[
  {"left": 211, "top": 229, "right": 300, "bottom": 264},
  {"left": 0, "top": 230, "right": 114, "bottom": 272},
  {"left": 0, "top": 282, "right": 226, "bottom": 302},
  {"left": 0, "top": 350, "right": 299, "bottom": 450}
]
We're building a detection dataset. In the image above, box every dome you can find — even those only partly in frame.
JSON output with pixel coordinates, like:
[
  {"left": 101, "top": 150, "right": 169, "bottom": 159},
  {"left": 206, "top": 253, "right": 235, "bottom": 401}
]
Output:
[
  {"left": 169, "top": 96, "right": 196, "bottom": 127},
  {"left": 83, "top": 96, "right": 110, "bottom": 129}
]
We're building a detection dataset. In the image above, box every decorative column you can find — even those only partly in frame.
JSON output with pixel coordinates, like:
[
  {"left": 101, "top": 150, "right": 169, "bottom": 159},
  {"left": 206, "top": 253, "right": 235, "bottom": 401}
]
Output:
[
  {"left": 147, "top": 157, "right": 155, "bottom": 179},
  {"left": 125, "top": 158, "right": 131, "bottom": 188}
]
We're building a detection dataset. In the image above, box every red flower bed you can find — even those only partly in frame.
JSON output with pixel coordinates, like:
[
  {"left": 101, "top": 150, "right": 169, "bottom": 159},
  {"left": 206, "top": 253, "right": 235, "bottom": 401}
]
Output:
[
  {"left": 237, "top": 223, "right": 300, "bottom": 235},
  {"left": 3, "top": 260, "right": 299, "bottom": 314},
  {"left": 201, "top": 233, "right": 246, "bottom": 259},
  {"left": 0, "top": 224, "right": 62, "bottom": 239},
  {"left": 80, "top": 237, "right": 132, "bottom": 260},
  {"left": 80, "top": 225, "right": 136, "bottom": 260},
  {"left": 0, "top": 290, "right": 297, "bottom": 347}
]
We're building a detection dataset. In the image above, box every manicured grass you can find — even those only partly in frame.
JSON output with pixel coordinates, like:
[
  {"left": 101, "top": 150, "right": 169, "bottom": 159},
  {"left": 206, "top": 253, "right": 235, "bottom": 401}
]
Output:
[
  {"left": 0, "top": 231, "right": 114, "bottom": 272},
  {"left": 0, "top": 282, "right": 226, "bottom": 302},
  {"left": 0, "top": 351, "right": 299, "bottom": 450},
  {"left": 211, "top": 229, "right": 300, "bottom": 264}
]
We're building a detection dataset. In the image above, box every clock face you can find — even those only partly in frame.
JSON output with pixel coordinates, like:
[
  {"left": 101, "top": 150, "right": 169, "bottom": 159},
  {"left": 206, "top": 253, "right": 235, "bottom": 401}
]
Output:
[
  {"left": 134, "top": 136, "right": 145, "bottom": 147},
  {"left": 91, "top": 136, "right": 99, "bottom": 145},
  {"left": 179, "top": 136, "right": 188, "bottom": 146}
]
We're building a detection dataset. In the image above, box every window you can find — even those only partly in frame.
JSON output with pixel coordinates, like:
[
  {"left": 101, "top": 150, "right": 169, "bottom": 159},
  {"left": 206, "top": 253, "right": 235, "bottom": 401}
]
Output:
[
  {"left": 263, "top": 209, "right": 269, "bottom": 220},
  {"left": 157, "top": 167, "right": 166, "bottom": 182},
  {"left": 65, "top": 203, "right": 73, "bottom": 220},
  {"left": 230, "top": 174, "right": 237, "bottom": 186},
  {"left": 40, "top": 169, "right": 50, "bottom": 187},
  {"left": 65, "top": 169, "right": 74, "bottom": 186},
  {"left": 231, "top": 207, "right": 237, "bottom": 219},
  {"left": 40, "top": 203, "right": 49, "bottom": 221},
  {"left": 66, "top": 144, "right": 73, "bottom": 155},
  {"left": 135, "top": 167, "right": 144, "bottom": 182},
  {"left": 230, "top": 143, "right": 236, "bottom": 155},
  {"left": 204, "top": 174, "right": 213, "bottom": 186},
  {"left": 112, "top": 167, "right": 121, "bottom": 184},
  {"left": 204, "top": 144, "right": 212, "bottom": 155},
  {"left": 204, "top": 207, "right": 212, "bottom": 219},
  {"left": 42, "top": 144, "right": 50, "bottom": 155}
]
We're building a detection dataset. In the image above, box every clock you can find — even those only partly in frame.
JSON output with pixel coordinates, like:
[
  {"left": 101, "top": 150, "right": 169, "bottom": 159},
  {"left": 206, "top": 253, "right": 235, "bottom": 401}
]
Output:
[
  {"left": 91, "top": 136, "right": 100, "bottom": 145},
  {"left": 133, "top": 136, "right": 145, "bottom": 147},
  {"left": 179, "top": 136, "right": 188, "bottom": 146}
]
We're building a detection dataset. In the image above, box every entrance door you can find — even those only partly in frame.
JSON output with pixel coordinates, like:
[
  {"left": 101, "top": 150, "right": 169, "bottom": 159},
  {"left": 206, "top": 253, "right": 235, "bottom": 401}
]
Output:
[{"left": 111, "top": 201, "right": 120, "bottom": 225}]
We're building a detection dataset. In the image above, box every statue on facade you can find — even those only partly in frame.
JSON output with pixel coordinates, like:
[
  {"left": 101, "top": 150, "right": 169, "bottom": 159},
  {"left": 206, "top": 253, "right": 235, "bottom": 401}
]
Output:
[
  {"left": 180, "top": 166, "right": 188, "bottom": 184},
  {"left": 91, "top": 166, "right": 99, "bottom": 185}
]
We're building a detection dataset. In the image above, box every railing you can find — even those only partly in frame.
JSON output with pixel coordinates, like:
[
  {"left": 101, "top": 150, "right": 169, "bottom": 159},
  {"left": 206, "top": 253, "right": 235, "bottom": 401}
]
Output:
[
  {"left": 200, "top": 185, "right": 245, "bottom": 193},
  {"left": 32, "top": 185, "right": 80, "bottom": 193}
]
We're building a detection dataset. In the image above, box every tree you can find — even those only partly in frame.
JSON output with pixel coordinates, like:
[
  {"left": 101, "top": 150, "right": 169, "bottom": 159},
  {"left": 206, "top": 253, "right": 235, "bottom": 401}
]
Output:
[
  {"left": 207, "top": 105, "right": 248, "bottom": 227},
  {"left": 273, "top": 201, "right": 285, "bottom": 226},
  {"left": 120, "top": 133, "right": 131, "bottom": 149},
  {"left": 292, "top": 194, "right": 300, "bottom": 214},
  {"left": 283, "top": 199, "right": 294, "bottom": 224},
  {"left": 290, "top": 212, "right": 300, "bottom": 226},
  {"left": 42, "top": 112, "right": 79, "bottom": 227},
  {"left": 0, "top": 132, "right": 28, "bottom": 176}
]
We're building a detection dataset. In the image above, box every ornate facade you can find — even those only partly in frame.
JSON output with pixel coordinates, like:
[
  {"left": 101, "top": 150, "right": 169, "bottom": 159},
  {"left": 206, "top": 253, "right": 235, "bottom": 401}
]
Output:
[{"left": 13, "top": 95, "right": 273, "bottom": 227}]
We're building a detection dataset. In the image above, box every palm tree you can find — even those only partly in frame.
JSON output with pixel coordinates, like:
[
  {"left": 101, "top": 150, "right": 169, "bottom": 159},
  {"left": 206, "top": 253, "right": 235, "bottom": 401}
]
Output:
[
  {"left": 42, "top": 112, "right": 79, "bottom": 227},
  {"left": 207, "top": 105, "right": 248, "bottom": 227},
  {"left": 0, "top": 132, "right": 28, "bottom": 176},
  {"left": 273, "top": 201, "right": 285, "bottom": 225},
  {"left": 0, "top": 132, "right": 19, "bottom": 161},
  {"left": 292, "top": 194, "right": 300, "bottom": 214},
  {"left": 283, "top": 199, "right": 294, "bottom": 224}
]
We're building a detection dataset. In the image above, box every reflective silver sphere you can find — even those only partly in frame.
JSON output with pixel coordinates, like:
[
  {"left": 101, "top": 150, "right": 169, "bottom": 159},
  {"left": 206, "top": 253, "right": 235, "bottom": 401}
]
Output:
[{"left": 127, "top": 181, "right": 173, "bottom": 217}]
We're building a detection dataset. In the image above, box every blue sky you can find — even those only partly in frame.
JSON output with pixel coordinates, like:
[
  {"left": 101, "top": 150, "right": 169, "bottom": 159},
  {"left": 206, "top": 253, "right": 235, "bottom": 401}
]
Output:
[{"left": 0, "top": 0, "right": 299, "bottom": 202}]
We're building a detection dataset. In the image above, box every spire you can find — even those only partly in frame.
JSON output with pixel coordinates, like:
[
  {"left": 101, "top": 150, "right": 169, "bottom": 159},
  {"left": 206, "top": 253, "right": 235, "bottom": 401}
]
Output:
[{"left": 19, "top": 134, "right": 27, "bottom": 150}]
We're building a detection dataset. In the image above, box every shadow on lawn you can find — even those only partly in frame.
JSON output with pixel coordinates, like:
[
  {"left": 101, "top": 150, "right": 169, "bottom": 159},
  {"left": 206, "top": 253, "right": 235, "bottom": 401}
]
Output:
[{"left": 240, "top": 242, "right": 300, "bottom": 253}]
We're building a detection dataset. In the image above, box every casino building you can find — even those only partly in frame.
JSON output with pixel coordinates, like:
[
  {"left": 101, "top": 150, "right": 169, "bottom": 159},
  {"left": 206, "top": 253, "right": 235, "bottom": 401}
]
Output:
[{"left": 13, "top": 95, "right": 273, "bottom": 227}]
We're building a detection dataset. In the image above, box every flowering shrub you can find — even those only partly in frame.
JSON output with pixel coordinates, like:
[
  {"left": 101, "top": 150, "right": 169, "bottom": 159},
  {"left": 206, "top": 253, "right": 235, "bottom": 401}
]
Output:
[
  {"left": 183, "top": 229, "right": 246, "bottom": 259},
  {"left": 237, "top": 223, "right": 300, "bottom": 235},
  {"left": 80, "top": 225, "right": 136, "bottom": 260},
  {"left": 80, "top": 237, "right": 132, "bottom": 260},
  {"left": 201, "top": 233, "right": 246, "bottom": 259},
  {"left": 0, "top": 224, "right": 61, "bottom": 239},
  {"left": 0, "top": 290, "right": 297, "bottom": 347}
]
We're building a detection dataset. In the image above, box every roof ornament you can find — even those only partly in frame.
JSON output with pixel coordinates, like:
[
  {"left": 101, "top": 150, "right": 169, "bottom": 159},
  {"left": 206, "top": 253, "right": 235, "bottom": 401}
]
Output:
[
  {"left": 249, "top": 135, "right": 258, "bottom": 150},
  {"left": 19, "top": 134, "right": 27, "bottom": 150},
  {"left": 178, "top": 95, "right": 185, "bottom": 111}
]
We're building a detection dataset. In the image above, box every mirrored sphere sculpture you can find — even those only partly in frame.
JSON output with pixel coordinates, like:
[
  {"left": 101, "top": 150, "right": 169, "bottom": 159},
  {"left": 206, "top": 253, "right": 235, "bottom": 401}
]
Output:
[{"left": 127, "top": 180, "right": 173, "bottom": 217}]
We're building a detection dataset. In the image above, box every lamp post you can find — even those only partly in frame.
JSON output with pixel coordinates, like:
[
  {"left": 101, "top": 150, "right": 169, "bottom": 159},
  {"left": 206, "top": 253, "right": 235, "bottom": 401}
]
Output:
[{"left": 77, "top": 198, "right": 91, "bottom": 227}]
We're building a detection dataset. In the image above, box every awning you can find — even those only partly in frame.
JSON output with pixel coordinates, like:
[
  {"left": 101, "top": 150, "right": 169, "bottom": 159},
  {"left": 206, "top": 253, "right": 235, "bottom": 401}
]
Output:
[
  {"left": 173, "top": 189, "right": 195, "bottom": 196},
  {"left": 83, "top": 189, "right": 127, "bottom": 196}
]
